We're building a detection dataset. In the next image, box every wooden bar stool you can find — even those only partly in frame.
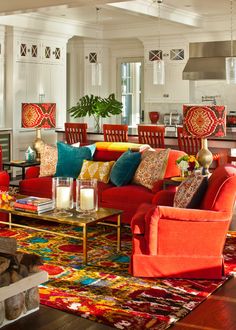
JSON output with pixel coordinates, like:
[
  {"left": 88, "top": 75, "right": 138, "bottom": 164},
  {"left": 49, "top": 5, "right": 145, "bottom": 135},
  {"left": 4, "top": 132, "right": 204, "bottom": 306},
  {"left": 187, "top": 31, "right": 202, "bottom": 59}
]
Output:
[
  {"left": 138, "top": 125, "right": 165, "bottom": 148},
  {"left": 177, "top": 126, "right": 220, "bottom": 168},
  {"left": 64, "top": 123, "right": 88, "bottom": 145},
  {"left": 103, "top": 124, "right": 128, "bottom": 142}
]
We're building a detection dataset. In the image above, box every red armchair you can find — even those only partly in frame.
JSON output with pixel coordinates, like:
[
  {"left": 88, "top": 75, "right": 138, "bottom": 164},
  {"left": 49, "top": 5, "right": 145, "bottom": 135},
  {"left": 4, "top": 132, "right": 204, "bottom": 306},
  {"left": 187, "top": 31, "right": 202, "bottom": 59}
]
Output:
[
  {"left": 0, "top": 145, "right": 10, "bottom": 224},
  {"left": 130, "top": 165, "right": 236, "bottom": 279}
]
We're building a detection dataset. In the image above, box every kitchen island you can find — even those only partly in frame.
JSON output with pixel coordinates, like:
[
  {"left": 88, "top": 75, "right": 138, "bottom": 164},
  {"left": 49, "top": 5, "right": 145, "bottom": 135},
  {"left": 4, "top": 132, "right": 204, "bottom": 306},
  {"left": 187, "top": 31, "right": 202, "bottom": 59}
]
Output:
[{"left": 56, "top": 126, "right": 236, "bottom": 164}]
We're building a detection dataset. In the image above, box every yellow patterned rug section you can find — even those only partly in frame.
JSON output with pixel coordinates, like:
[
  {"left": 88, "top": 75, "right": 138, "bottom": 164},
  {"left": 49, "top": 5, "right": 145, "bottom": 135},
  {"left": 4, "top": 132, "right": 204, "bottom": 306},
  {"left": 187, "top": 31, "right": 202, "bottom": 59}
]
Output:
[{"left": 95, "top": 141, "right": 149, "bottom": 151}]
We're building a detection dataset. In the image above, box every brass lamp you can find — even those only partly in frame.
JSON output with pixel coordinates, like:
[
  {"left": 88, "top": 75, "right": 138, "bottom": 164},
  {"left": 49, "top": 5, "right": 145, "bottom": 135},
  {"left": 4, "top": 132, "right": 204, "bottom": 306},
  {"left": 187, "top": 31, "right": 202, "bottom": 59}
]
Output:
[
  {"left": 183, "top": 105, "right": 226, "bottom": 175},
  {"left": 22, "top": 103, "right": 56, "bottom": 161}
]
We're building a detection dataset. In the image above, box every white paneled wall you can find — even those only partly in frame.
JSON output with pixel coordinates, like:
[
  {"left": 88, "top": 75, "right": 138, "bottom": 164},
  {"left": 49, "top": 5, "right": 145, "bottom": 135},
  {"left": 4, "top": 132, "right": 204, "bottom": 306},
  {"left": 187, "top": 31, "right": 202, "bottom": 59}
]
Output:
[{"left": 5, "top": 26, "right": 68, "bottom": 160}]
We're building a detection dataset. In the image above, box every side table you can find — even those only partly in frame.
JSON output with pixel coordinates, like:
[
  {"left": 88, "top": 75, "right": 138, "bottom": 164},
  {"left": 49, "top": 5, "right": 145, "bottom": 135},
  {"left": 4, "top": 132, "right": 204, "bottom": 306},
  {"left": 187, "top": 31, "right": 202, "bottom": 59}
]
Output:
[
  {"left": 3, "top": 160, "right": 40, "bottom": 186},
  {"left": 163, "top": 176, "right": 186, "bottom": 190}
]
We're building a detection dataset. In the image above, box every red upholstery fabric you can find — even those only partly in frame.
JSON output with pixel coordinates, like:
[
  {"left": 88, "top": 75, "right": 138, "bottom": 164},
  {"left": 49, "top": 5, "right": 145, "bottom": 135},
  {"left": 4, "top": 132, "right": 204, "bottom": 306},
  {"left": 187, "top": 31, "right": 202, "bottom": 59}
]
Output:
[
  {"left": 201, "top": 164, "right": 236, "bottom": 212},
  {"left": 25, "top": 166, "right": 40, "bottom": 179},
  {"left": 130, "top": 164, "right": 236, "bottom": 279},
  {"left": 101, "top": 185, "right": 154, "bottom": 224}
]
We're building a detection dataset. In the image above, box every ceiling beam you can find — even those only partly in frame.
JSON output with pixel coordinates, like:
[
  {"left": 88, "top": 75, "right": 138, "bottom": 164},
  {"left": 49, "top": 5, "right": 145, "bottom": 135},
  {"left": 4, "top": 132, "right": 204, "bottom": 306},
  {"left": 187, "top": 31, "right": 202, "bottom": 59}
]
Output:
[
  {"left": 0, "top": 0, "right": 131, "bottom": 15},
  {"left": 108, "top": 0, "right": 203, "bottom": 28}
]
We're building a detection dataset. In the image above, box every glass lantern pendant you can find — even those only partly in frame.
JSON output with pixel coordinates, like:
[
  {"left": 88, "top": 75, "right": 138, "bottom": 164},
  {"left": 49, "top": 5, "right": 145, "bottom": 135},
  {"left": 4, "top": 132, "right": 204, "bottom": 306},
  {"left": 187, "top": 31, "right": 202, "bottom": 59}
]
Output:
[
  {"left": 91, "top": 62, "right": 102, "bottom": 86},
  {"left": 226, "top": 56, "right": 236, "bottom": 84},
  {"left": 153, "top": 59, "right": 165, "bottom": 85}
]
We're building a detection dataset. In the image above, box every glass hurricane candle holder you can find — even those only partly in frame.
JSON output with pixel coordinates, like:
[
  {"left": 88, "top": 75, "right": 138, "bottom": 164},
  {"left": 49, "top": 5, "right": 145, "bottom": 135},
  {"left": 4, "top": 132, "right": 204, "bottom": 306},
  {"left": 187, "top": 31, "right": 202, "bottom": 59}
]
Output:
[
  {"left": 52, "top": 177, "right": 73, "bottom": 217},
  {"left": 76, "top": 179, "right": 98, "bottom": 217}
]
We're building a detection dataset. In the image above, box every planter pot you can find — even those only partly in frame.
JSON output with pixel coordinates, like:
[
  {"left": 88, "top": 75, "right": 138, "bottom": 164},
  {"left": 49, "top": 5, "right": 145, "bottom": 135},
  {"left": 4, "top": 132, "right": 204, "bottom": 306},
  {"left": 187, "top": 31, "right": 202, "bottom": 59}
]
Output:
[{"left": 149, "top": 111, "right": 160, "bottom": 124}]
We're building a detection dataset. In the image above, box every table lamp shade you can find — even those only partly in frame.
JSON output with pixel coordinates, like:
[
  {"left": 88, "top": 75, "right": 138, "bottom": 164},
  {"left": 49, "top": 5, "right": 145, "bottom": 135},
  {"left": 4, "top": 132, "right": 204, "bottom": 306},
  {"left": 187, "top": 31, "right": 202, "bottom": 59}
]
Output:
[
  {"left": 22, "top": 103, "right": 56, "bottom": 128},
  {"left": 182, "top": 104, "right": 226, "bottom": 175},
  {"left": 183, "top": 105, "right": 226, "bottom": 138}
]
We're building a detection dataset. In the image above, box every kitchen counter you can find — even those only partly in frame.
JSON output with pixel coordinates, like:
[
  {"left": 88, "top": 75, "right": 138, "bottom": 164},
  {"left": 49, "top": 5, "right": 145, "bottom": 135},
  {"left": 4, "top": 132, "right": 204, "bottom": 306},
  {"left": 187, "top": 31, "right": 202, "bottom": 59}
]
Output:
[{"left": 56, "top": 127, "right": 236, "bottom": 142}]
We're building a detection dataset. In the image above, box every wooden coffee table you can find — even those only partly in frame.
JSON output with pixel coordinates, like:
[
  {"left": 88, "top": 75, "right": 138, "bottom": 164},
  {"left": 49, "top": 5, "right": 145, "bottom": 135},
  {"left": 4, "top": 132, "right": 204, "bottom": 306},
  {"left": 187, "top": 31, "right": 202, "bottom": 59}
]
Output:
[{"left": 0, "top": 203, "right": 123, "bottom": 264}]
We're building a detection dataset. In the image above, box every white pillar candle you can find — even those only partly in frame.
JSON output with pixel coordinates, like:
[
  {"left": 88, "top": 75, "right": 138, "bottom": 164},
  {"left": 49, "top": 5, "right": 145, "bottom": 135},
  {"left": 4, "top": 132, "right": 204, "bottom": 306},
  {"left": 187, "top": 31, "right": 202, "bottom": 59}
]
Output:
[
  {"left": 80, "top": 188, "right": 94, "bottom": 210},
  {"left": 56, "top": 186, "right": 71, "bottom": 209}
]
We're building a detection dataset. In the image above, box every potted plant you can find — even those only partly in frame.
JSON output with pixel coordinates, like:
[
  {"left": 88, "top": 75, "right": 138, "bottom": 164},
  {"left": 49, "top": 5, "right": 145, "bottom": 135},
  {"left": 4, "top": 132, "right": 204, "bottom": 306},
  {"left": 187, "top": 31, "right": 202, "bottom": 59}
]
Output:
[{"left": 67, "top": 93, "right": 123, "bottom": 132}]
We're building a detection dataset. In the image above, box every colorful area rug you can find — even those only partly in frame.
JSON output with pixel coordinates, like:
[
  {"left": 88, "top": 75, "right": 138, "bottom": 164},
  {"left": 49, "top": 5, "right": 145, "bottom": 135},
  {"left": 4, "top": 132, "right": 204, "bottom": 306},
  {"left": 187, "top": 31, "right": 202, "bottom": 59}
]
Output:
[{"left": 1, "top": 221, "right": 236, "bottom": 330}]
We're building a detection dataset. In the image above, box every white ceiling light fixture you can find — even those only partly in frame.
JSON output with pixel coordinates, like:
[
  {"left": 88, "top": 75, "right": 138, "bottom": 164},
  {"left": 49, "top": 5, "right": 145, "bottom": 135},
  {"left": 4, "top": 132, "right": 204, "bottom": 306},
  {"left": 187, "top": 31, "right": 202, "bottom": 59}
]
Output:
[
  {"left": 153, "top": 0, "right": 165, "bottom": 85},
  {"left": 226, "top": 0, "right": 236, "bottom": 84},
  {"left": 90, "top": 7, "right": 102, "bottom": 87}
]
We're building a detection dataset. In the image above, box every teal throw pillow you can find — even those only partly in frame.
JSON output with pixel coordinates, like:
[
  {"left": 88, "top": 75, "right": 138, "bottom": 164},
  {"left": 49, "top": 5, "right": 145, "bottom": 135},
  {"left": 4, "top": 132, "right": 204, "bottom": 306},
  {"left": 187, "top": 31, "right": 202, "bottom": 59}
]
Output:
[
  {"left": 55, "top": 142, "right": 92, "bottom": 178},
  {"left": 110, "top": 150, "right": 141, "bottom": 186},
  {"left": 85, "top": 143, "right": 96, "bottom": 157}
]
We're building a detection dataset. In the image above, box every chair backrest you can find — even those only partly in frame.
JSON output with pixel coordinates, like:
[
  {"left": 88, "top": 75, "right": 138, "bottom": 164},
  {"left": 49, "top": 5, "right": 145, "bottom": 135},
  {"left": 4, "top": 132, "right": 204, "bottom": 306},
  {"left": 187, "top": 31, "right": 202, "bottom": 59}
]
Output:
[
  {"left": 65, "top": 123, "right": 88, "bottom": 145},
  {"left": 138, "top": 125, "right": 165, "bottom": 148},
  {"left": 177, "top": 126, "right": 201, "bottom": 155},
  {"left": 200, "top": 164, "right": 236, "bottom": 213},
  {"left": 103, "top": 124, "right": 128, "bottom": 142}
]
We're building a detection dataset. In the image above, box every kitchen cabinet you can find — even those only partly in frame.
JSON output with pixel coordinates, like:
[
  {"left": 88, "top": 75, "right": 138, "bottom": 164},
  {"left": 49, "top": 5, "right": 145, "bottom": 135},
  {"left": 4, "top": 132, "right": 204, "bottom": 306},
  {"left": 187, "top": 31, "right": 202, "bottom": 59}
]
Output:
[
  {"left": 144, "top": 47, "right": 189, "bottom": 103},
  {"left": 16, "top": 38, "right": 40, "bottom": 63}
]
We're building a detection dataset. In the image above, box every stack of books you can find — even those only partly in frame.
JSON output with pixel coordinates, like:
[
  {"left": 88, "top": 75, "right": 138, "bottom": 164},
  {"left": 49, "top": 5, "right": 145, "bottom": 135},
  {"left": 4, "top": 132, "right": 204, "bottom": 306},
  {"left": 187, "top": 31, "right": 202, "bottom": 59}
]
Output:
[{"left": 14, "top": 196, "right": 54, "bottom": 214}]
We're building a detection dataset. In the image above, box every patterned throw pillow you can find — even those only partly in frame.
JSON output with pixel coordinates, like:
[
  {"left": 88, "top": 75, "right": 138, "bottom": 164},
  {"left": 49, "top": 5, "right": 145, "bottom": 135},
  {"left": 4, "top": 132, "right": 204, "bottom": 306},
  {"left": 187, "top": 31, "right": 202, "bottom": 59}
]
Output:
[
  {"left": 79, "top": 160, "right": 115, "bottom": 183},
  {"left": 133, "top": 149, "right": 170, "bottom": 190},
  {"left": 39, "top": 144, "right": 58, "bottom": 177},
  {"left": 173, "top": 175, "right": 208, "bottom": 208}
]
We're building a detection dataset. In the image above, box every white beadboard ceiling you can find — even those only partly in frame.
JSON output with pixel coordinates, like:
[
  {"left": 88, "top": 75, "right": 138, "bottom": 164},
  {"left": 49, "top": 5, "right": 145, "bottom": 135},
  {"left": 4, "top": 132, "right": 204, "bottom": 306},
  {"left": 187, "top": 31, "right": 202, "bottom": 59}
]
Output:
[{"left": 0, "top": 0, "right": 235, "bottom": 37}]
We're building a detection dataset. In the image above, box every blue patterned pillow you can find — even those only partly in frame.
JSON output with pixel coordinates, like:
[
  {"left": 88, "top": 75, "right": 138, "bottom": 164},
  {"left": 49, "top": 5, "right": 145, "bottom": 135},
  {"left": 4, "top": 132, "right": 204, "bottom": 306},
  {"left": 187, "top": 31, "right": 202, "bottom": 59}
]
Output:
[
  {"left": 110, "top": 150, "right": 141, "bottom": 186},
  {"left": 55, "top": 142, "right": 92, "bottom": 178}
]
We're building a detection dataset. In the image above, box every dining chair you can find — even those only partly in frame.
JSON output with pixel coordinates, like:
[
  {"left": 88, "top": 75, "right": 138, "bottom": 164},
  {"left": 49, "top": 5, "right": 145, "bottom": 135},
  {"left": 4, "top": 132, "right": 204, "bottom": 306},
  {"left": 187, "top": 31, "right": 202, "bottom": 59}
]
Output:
[
  {"left": 64, "top": 123, "right": 88, "bottom": 145},
  {"left": 103, "top": 124, "right": 128, "bottom": 142},
  {"left": 177, "top": 126, "right": 220, "bottom": 168},
  {"left": 138, "top": 125, "right": 165, "bottom": 148}
]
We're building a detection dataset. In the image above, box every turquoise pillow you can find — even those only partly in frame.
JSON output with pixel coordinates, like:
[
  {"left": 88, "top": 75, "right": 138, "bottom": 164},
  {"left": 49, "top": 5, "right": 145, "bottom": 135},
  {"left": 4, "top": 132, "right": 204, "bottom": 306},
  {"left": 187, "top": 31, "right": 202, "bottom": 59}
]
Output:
[
  {"left": 85, "top": 143, "right": 96, "bottom": 157},
  {"left": 110, "top": 150, "right": 141, "bottom": 186},
  {"left": 55, "top": 142, "right": 92, "bottom": 178}
]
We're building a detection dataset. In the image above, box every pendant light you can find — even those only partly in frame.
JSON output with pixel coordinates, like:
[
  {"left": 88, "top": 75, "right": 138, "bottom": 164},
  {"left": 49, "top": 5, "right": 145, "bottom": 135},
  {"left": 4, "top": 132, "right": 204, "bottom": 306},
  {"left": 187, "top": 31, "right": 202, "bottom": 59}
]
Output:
[
  {"left": 153, "top": 0, "right": 165, "bottom": 85},
  {"left": 91, "top": 7, "right": 102, "bottom": 86},
  {"left": 226, "top": 0, "right": 236, "bottom": 84}
]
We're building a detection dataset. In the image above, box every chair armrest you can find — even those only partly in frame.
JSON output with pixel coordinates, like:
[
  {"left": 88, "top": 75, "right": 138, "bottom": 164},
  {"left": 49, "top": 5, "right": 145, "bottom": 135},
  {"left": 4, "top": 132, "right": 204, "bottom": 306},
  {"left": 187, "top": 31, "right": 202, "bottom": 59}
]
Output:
[
  {"left": 25, "top": 166, "right": 40, "bottom": 179},
  {"left": 132, "top": 204, "right": 231, "bottom": 236},
  {"left": 157, "top": 206, "right": 231, "bottom": 223},
  {"left": 0, "top": 171, "right": 10, "bottom": 189}
]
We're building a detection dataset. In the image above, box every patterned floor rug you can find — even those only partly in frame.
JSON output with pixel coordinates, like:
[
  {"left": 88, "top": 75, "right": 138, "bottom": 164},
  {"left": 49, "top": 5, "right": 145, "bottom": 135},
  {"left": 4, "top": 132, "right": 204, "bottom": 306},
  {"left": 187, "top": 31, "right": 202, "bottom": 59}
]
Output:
[{"left": 1, "top": 221, "right": 236, "bottom": 330}]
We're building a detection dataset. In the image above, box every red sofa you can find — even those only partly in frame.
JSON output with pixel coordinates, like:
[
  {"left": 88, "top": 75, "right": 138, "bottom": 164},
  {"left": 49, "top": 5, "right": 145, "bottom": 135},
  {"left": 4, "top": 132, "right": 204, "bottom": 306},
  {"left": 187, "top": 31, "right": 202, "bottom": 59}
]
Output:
[
  {"left": 19, "top": 146, "right": 185, "bottom": 224},
  {"left": 130, "top": 164, "right": 236, "bottom": 279}
]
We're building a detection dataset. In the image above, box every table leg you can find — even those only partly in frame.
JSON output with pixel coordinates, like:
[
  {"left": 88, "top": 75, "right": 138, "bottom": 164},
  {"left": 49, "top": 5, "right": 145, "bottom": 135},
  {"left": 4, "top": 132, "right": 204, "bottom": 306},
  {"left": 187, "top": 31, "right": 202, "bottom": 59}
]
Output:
[
  {"left": 9, "top": 213, "right": 12, "bottom": 229},
  {"left": 22, "top": 167, "right": 26, "bottom": 180},
  {"left": 117, "top": 214, "right": 121, "bottom": 252},
  {"left": 83, "top": 225, "right": 88, "bottom": 264}
]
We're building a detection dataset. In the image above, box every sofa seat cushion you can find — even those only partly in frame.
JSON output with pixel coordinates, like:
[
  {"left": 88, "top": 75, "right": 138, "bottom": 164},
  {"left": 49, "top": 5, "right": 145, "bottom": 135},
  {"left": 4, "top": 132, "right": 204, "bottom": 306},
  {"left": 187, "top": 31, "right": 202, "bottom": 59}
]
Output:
[
  {"left": 102, "top": 184, "right": 154, "bottom": 205},
  {"left": 19, "top": 177, "right": 53, "bottom": 199},
  {"left": 101, "top": 184, "right": 154, "bottom": 224}
]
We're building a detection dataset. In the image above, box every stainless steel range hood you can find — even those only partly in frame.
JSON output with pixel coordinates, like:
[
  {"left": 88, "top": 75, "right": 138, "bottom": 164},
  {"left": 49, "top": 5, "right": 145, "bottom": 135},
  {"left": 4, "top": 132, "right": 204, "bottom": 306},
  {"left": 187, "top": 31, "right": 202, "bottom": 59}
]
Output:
[{"left": 183, "top": 41, "right": 233, "bottom": 80}]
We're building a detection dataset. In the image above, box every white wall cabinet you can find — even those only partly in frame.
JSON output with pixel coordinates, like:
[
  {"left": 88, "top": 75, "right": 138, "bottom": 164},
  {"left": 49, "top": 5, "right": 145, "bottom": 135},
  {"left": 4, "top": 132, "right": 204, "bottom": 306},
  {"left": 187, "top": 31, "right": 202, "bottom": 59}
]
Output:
[{"left": 16, "top": 38, "right": 64, "bottom": 65}]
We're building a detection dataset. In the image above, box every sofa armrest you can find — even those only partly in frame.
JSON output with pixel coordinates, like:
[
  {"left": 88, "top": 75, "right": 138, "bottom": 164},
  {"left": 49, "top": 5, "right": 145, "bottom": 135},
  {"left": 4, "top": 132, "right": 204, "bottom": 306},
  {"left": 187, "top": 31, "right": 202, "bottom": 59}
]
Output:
[
  {"left": 152, "top": 190, "right": 175, "bottom": 206},
  {"left": 25, "top": 166, "right": 40, "bottom": 179},
  {"left": 0, "top": 171, "right": 10, "bottom": 190}
]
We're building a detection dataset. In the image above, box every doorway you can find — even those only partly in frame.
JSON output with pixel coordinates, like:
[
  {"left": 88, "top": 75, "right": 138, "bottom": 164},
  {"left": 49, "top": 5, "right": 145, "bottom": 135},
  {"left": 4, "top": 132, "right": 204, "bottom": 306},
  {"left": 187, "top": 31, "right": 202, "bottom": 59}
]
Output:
[{"left": 117, "top": 58, "right": 143, "bottom": 127}]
